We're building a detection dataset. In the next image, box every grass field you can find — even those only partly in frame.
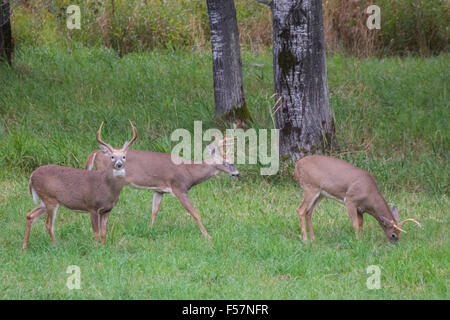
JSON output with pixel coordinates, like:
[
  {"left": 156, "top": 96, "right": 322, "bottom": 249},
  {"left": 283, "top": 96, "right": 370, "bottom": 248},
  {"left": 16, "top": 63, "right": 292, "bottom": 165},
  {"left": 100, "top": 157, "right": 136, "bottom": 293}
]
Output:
[{"left": 0, "top": 46, "right": 448, "bottom": 299}]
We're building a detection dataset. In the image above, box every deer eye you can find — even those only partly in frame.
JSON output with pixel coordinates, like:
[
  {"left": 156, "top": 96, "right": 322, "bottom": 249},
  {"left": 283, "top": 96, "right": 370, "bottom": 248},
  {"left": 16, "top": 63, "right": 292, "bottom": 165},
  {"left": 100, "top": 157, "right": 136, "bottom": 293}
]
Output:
[
  {"left": 122, "top": 156, "right": 126, "bottom": 160},
  {"left": 111, "top": 156, "right": 115, "bottom": 160}
]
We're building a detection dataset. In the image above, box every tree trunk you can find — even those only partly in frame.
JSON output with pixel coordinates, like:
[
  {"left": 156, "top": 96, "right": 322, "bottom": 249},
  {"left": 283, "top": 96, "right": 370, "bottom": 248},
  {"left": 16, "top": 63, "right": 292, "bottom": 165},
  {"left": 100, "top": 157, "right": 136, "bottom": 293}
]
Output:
[
  {"left": 272, "top": 0, "right": 336, "bottom": 161},
  {"left": 0, "top": 0, "right": 12, "bottom": 64},
  {"left": 206, "top": 0, "right": 252, "bottom": 124}
]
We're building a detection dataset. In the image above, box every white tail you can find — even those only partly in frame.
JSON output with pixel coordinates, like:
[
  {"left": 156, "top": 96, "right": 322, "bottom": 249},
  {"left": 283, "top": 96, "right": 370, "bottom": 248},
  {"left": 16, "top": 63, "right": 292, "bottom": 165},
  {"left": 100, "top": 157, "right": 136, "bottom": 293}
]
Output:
[
  {"left": 23, "top": 121, "right": 137, "bottom": 249},
  {"left": 294, "top": 155, "right": 421, "bottom": 242},
  {"left": 85, "top": 133, "right": 238, "bottom": 238}
]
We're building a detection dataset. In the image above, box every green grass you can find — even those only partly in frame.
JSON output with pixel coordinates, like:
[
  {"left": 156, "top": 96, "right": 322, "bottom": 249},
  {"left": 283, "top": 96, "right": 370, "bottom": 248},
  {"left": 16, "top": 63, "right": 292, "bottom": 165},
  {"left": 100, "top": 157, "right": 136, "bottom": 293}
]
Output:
[{"left": 0, "top": 46, "right": 448, "bottom": 299}]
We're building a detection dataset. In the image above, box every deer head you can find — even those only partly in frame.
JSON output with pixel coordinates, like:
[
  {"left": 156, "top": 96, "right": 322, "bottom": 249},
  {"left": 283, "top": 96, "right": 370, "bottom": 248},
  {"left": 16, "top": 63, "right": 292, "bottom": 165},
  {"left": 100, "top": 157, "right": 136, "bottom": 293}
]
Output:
[
  {"left": 380, "top": 206, "right": 422, "bottom": 242},
  {"left": 97, "top": 120, "right": 137, "bottom": 175},
  {"left": 206, "top": 134, "right": 239, "bottom": 178}
]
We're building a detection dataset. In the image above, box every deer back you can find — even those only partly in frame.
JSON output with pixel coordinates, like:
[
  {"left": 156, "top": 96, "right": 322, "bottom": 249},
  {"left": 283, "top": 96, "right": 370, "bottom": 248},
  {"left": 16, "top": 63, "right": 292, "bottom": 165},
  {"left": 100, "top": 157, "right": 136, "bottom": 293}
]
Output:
[{"left": 295, "top": 155, "right": 389, "bottom": 214}]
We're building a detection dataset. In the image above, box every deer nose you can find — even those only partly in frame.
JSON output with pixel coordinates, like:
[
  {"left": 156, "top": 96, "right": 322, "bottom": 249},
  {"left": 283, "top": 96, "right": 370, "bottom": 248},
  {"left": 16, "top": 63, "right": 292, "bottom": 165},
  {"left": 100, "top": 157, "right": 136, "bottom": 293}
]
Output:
[
  {"left": 116, "top": 162, "right": 123, "bottom": 169},
  {"left": 389, "top": 233, "right": 399, "bottom": 243}
]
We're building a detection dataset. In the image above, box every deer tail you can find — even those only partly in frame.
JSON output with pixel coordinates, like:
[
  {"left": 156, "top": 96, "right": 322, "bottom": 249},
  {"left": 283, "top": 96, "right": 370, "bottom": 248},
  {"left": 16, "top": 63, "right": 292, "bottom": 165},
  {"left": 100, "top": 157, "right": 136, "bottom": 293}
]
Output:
[{"left": 84, "top": 151, "right": 98, "bottom": 170}]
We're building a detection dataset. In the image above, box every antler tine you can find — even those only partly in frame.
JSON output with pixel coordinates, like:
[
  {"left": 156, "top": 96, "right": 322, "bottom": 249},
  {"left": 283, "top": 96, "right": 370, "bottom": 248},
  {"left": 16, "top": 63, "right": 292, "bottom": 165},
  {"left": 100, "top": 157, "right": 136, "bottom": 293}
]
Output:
[
  {"left": 218, "top": 138, "right": 235, "bottom": 146},
  {"left": 393, "top": 224, "right": 407, "bottom": 233},
  {"left": 122, "top": 120, "right": 138, "bottom": 151},
  {"left": 272, "top": 96, "right": 282, "bottom": 114},
  {"left": 96, "top": 121, "right": 114, "bottom": 152},
  {"left": 216, "top": 124, "right": 237, "bottom": 158},
  {"left": 399, "top": 218, "right": 422, "bottom": 228}
]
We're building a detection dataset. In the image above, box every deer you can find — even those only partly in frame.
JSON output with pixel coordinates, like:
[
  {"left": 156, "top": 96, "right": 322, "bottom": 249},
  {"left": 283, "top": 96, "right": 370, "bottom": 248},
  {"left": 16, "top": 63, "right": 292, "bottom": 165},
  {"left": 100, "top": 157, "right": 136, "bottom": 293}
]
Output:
[
  {"left": 23, "top": 121, "right": 137, "bottom": 249},
  {"left": 84, "top": 136, "right": 239, "bottom": 239},
  {"left": 294, "top": 155, "right": 421, "bottom": 242}
]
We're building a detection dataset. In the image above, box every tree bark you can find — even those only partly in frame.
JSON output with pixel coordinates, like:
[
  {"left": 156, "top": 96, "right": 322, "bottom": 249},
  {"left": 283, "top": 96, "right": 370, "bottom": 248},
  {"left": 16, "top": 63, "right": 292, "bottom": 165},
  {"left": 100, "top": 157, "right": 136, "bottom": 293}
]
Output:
[
  {"left": 272, "top": 0, "right": 336, "bottom": 161},
  {"left": 206, "top": 0, "right": 252, "bottom": 124},
  {"left": 0, "top": 0, "right": 12, "bottom": 64}
]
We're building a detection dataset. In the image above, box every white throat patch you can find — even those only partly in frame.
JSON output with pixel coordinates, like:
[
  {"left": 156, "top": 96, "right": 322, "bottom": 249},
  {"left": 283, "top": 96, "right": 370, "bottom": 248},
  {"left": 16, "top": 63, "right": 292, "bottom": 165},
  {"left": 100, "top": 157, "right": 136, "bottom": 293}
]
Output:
[{"left": 113, "top": 168, "right": 126, "bottom": 177}]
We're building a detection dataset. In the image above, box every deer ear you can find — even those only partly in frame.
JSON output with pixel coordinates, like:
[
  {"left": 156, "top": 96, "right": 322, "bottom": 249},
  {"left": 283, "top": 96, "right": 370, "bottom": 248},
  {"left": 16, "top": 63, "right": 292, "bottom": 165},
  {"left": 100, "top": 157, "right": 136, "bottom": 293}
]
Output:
[
  {"left": 99, "top": 144, "right": 111, "bottom": 155},
  {"left": 207, "top": 143, "right": 216, "bottom": 157},
  {"left": 380, "top": 216, "right": 393, "bottom": 228},
  {"left": 392, "top": 206, "right": 399, "bottom": 222}
]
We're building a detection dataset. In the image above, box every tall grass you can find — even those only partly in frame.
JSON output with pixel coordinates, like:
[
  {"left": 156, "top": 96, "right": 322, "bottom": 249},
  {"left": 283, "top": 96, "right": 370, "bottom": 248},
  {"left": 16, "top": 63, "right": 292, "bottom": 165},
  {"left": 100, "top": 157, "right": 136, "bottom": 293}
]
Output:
[
  {"left": 0, "top": 46, "right": 448, "bottom": 194},
  {"left": 10, "top": 0, "right": 449, "bottom": 56}
]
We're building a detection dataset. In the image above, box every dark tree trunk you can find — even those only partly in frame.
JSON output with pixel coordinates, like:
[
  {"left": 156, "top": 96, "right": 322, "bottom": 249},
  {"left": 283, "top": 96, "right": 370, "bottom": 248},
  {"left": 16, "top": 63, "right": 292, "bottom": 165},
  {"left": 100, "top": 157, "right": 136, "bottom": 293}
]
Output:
[
  {"left": 206, "top": 0, "right": 252, "bottom": 124},
  {"left": 0, "top": 0, "right": 12, "bottom": 64},
  {"left": 272, "top": 0, "right": 336, "bottom": 161}
]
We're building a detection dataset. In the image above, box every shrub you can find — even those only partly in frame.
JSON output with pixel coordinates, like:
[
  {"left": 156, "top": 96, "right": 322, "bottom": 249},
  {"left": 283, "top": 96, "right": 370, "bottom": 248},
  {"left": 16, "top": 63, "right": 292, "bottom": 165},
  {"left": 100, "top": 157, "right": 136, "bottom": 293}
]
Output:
[{"left": 9, "top": 0, "right": 449, "bottom": 56}]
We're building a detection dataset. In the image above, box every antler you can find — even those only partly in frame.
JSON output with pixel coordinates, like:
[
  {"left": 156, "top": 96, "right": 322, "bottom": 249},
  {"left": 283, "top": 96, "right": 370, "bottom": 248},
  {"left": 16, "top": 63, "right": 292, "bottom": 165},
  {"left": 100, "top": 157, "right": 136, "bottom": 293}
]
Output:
[
  {"left": 393, "top": 218, "right": 422, "bottom": 233},
  {"left": 121, "top": 120, "right": 138, "bottom": 151},
  {"left": 393, "top": 224, "right": 407, "bottom": 233},
  {"left": 96, "top": 121, "right": 114, "bottom": 153},
  {"left": 217, "top": 124, "right": 236, "bottom": 158},
  {"left": 399, "top": 218, "right": 422, "bottom": 228}
]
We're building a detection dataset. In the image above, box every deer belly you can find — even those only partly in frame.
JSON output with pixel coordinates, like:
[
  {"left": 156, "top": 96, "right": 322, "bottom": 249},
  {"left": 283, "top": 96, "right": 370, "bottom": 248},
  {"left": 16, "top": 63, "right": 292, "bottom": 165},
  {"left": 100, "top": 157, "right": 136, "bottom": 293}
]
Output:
[
  {"left": 129, "top": 183, "right": 173, "bottom": 194},
  {"left": 320, "top": 190, "right": 346, "bottom": 204}
]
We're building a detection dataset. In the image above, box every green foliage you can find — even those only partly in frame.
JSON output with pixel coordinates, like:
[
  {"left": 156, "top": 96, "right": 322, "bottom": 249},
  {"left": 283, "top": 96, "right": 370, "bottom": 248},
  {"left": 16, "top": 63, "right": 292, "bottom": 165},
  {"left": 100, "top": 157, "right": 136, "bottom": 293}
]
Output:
[
  {"left": 9, "top": 0, "right": 448, "bottom": 56},
  {"left": 377, "top": 0, "right": 449, "bottom": 56},
  {"left": 324, "top": 0, "right": 449, "bottom": 57}
]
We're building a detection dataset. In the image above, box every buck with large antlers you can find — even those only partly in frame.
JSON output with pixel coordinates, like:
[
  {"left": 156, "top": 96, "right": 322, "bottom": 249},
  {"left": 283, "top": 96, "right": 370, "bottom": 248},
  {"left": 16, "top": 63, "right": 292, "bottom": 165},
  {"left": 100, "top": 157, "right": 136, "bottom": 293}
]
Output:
[
  {"left": 23, "top": 121, "right": 137, "bottom": 249},
  {"left": 85, "top": 136, "right": 238, "bottom": 238},
  {"left": 294, "top": 155, "right": 421, "bottom": 242}
]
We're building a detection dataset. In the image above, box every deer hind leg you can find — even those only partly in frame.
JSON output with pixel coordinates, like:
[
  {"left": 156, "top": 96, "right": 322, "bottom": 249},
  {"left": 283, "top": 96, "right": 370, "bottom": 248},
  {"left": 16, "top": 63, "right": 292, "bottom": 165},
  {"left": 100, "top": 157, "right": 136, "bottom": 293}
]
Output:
[
  {"left": 306, "top": 194, "right": 323, "bottom": 240},
  {"left": 44, "top": 201, "right": 59, "bottom": 247},
  {"left": 99, "top": 210, "right": 111, "bottom": 245},
  {"left": 296, "top": 202, "right": 308, "bottom": 241},
  {"left": 173, "top": 190, "right": 211, "bottom": 239},
  {"left": 89, "top": 210, "right": 100, "bottom": 242},
  {"left": 151, "top": 192, "right": 163, "bottom": 226},
  {"left": 297, "top": 189, "right": 320, "bottom": 241},
  {"left": 23, "top": 205, "right": 47, "bottom": 249}
]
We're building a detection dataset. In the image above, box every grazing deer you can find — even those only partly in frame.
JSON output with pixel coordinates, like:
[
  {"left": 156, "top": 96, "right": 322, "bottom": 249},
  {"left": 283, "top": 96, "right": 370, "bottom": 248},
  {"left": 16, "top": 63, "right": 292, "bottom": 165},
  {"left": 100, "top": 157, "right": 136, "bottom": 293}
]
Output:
[
  {"left": 85, "top": 137, "right": 238, "bottom": 238},
  {"left": 294, "top": 155, "right": 421, "bottom": 242},
  {"left": 23, "top": 121, "right": 137, "bottom": 249}
]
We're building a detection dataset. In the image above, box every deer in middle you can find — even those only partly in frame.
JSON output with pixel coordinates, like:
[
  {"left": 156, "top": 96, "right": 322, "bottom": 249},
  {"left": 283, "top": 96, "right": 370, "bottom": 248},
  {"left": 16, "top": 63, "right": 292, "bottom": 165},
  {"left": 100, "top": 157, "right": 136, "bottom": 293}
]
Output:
[{"left": 85, "top": 136, "right": 238, "bottom": 238}]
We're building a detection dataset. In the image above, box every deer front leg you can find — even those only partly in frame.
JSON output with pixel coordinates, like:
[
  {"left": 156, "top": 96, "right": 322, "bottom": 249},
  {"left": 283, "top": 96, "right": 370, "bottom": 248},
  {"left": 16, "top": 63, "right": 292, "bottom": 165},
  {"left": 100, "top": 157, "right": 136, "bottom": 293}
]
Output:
[
  {"left": 151, "top": 192, "right": 163, "bottom": 226},
  {"left": 23, "top": 205, "right": 47, "bottom": 249},
  {"left": 99, "top": 210, "right": 111, "bottom": 245},
  {"left": 346, "top": 202, "right": 362, "bottom": 238},
  {"left": 89, "top": 210, "right": 100, "bottom": 242},
  {"left": 173, "top": 190, "right": 211, "bottom": 239},
  {"left": 357, "top": 211, "right": 364, "bottom": 235}
]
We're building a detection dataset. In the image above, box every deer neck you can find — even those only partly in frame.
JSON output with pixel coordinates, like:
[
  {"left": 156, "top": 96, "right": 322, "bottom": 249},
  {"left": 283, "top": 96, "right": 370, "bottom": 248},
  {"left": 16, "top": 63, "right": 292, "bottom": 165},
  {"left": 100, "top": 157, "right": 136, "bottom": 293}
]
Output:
[
  {"left": 372, "top": 194, "right": 395, "bottom": 226},
  {"left": 103, "top": 167, "right": 127, "bottom": 195},
  {"left": 187, "top": 163, "right": 219, "bottom": 187}
]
